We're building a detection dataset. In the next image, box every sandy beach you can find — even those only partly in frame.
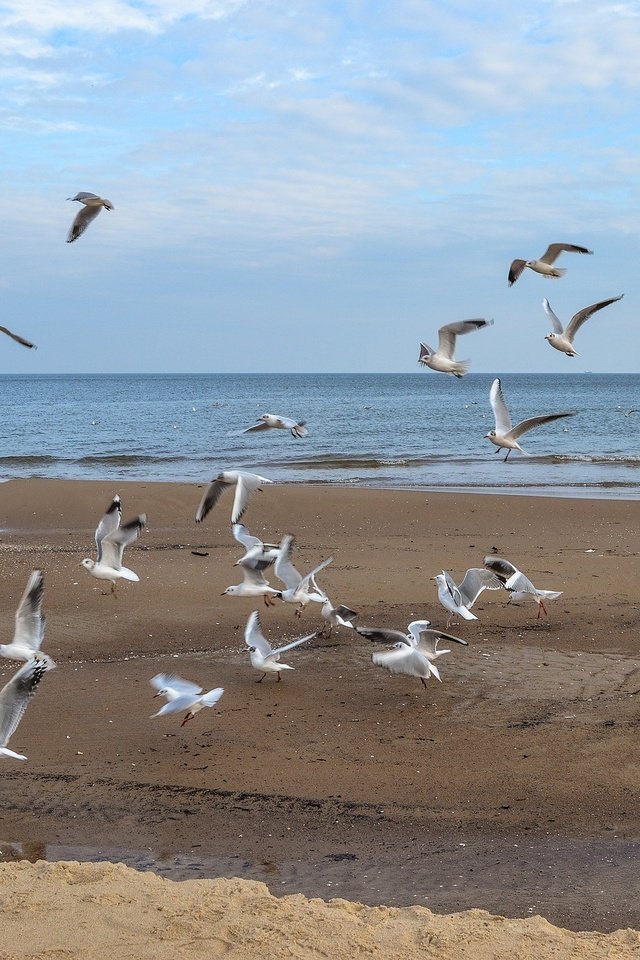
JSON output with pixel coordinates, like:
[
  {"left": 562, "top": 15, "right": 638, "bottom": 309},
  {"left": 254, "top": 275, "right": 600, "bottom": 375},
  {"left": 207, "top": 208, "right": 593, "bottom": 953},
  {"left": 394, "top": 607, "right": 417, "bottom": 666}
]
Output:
[{"left": 0, "top": 478, "right": 638, "bottom": 953}]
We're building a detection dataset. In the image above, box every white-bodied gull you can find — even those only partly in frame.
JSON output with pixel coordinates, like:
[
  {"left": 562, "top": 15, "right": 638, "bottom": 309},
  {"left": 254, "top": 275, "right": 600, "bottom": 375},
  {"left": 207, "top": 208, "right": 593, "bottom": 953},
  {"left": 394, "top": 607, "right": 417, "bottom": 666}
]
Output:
[
  {"left": 81, "top": 495, "right": 146, "bottom": 593},
  {"left": 508, "top": 243, "right": 592, "bottom": 286},
  {"left": 150, "top": 673, "right": 224, "bottom": 726},
  {"left": 244, "top": 610, "right": 316, "bottom": 682},
  {"left": 483, "top": 556, "right": 562, "bottom": 619},
  {"left": 195, "top": 471, "right": 273, "bottom": 525},
  {"left": 66, "top": 192, "right": 114, "bottom": 243},
  {"left": 485, "top": 378, "right": 576, "bottom": 460},
  {"left": 274, "top": 535, "right": 333, "bottom": 616},
  {"left": 356, "top": 620, "right": 468, "bottom": 686},
  {"left": 418, "top": 319, "right": 493, "bottom": 378},
  {"left": 243, "top": 414, "right": 308, "bottom": 439},
  {"left": 433, "top": 568, "right": 503, "bottom": 628},
  {"left": 542, "top": 295, "right": 623, "bottom": 357}
]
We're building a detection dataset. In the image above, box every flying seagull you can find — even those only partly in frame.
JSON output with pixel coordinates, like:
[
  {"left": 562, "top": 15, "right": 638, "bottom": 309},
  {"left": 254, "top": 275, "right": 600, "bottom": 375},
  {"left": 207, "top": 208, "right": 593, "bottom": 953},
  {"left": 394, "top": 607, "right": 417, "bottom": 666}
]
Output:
[
  {"left": 66, "top": 192, "right": 114, "bottom": 243},
  {"left": 244, "top": 610, "right": 316, "bottom": 682},
  {"left": 542, "top": 295, "right": 623, "bottom": 357},
  {"left": 508, "top": 243, "right": 592, "bottom": 286},
  {"left": 0, "top": 326, "right": 36, "bottom": 349},
  {"left": 81, "top": 495, "right": 146, "bottom": 593},
  {"left": 356, "top": 620, "right": 468, "bottom": 687},
  {"left": 433, "top": 568, "right": 503, "bottom": 628},
  {"left": 483, "top": 555, "right": 562, "bottom": 619},
  {"left": 232, "top": 522, "right": 280, "bottom": 571},
  {"left": 195, "top": 471, "right": 273, "bottom": 525},
  {"left": 485, "top": 378, "right": 576, "bottom": 460},
  {"left": 273, "top": 535, "right": 333, "bottom": 616},
  {"left": 0, "top": 657, "right": 55, "bottom": 761},
  {"left": 150, "top": 673, "right": 224, "bottom": 726},
  {"left": 418, "top": 319, "right": 493, "bottom": 378},
  {"left": 243, "top": 414, "right": 308, "bottom": 439},
  {"left": 222, "top": 563, "right": 282, "bottom": 606},
  {"left": 0, "top": 570, "right": 54, "bottom": 667}
]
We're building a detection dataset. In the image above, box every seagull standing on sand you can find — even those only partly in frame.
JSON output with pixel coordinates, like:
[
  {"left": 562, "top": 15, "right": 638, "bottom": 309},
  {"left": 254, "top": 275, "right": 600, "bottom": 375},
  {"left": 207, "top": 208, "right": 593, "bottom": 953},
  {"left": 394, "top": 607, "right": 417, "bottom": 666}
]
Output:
[
  {"left": 0, "top": 326, "right": 36, "bottom": 349},
  {"left": 81, "top": 495, "right": 146, "bottom": 594},
  {"left": 0, "top": 570, "right": 54, "bottom": 667},
  {"left": 150, "top": 673, "right": 224, "bottom": 726},
  {"left": 66, "top": 192, "right": 114, "bottom": 243},
  {"left": 244, "top": 610, "right": 316, "bottom": 682},
  {"left": 485, "top": 378, "right": 576, "bottom": 460},
  {"left": 243, "top": 414, "right": 308, "bottom": 439},
  {"left": 356, "top": 620, "right": 468, "bottom": 686},
  {"left": 195, "top": 471, "right": 273, "bottom": 525},
  {"left": 542, "top": 295, "right": 624, "bottom": 357},
  {"left": 418, "top": 319, "right": 493, "bottom": 378},
  {"left": 483, "top": 556, "right": 562, "bottom": 619},
  {"left": 508, "top": 243, "right": 592, "bottom": 286},
  {"left": 274, "top": 535, "right": 333, "bottom": 616},
  {"left": 433, "top": 568, "right": 503, "bottom": 628},
  {"left": 0, "top": 657, "right": 55, "bottom": 761}
]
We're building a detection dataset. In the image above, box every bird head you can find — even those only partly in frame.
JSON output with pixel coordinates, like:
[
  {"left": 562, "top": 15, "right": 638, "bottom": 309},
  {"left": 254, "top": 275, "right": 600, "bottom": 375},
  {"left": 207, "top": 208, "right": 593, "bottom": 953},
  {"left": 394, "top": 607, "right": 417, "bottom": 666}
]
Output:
[
  {"left": 81, "top": 558, "right": 94, "bottom": 570},
  {"left": 485, "top": 430, "right": 497, "bottom": 440}
]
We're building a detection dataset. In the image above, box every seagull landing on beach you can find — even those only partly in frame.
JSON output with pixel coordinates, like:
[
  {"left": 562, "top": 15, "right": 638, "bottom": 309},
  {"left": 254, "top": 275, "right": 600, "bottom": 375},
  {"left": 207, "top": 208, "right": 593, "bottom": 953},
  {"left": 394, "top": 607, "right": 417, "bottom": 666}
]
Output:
[
  {"left": 244, "top": 610, "right": 316, "bottom": 682},
  {"left": 483, "top": 556, "right": 562, "bottom": 619},
  {"left": 232, "top": 523, "right": 280, "bottom": 571},
  {"left": 0, "top": 326, "right": 36, "bottom": 350},
  {"left": 274, "top": 535, "right": 333, "bottom": 616},
  {"left": 150, "top": 673, "right": 224, "bottom": 726},
  {"left": 0, "top": 571, "right": 54, "bottom": 667},
  {"left": 0, "top": 657, "right": 54, "bottom": 761},
  {"left": 508, "top": 243, "right": 592, "bottom": 286},
  {"left": 222, "top": 563, "right": 282, "bottom": 606},
  {"left": 485, "top": 378, "right": 576, "bottom": 461},
  {"left": 356, "top": 620, "right": 468, "bottom": 687},
  {"left": 243, "top": 414, "right": 308, "bottom": 439},
  {"left": 81, "top": 495, "right": 146, "bottom": 594},
  {"left": 418, "top": 319, "right": 493, "bottom": 378},
  {"left": 542, "top": 295, "right": 623, "bottom": 357},
  {"left": 433, "top": 569, "right": 503, "bottom": 629},
  {"left": 195, "top": 471, "right": 273, "bottom": 525},
  {"left": 66, "top": 192, "right": 114, "bottom": 243}
]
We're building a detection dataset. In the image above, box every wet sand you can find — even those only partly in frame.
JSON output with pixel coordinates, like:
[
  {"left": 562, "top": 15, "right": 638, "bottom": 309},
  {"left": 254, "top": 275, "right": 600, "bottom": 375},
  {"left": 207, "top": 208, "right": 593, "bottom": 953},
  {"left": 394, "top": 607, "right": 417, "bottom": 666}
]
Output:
[{"left": 0, "top": 478, "right": 638, "bottom": 937}]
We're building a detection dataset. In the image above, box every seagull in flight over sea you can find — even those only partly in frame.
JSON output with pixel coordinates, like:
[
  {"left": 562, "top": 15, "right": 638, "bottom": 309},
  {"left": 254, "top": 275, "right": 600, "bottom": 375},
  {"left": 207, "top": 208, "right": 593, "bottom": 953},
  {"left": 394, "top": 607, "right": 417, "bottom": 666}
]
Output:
[
  {"left": 483, "top": 556, "right": 562, "bottom": 619},
  {"left": 418, "top": 319, "right": 493, "bottom": 378},
  {"left": 195, "top": 471, "right": 273, "bottom": 525},
  {"left": 433, "top": 568, "right": 503, "bottom": 628},
  {"left": 485, "top": 378, "right": 576, "bottom": 460},
  {"left": 542, "top": 295, "right": 623, "bottom": 357},
  {"left": 508, "top": 243, "right": 592, "bottom": 286},
  {"left": 0, "top": 570, "right": 54, "bottom": 667},
  {"left": 356, "top": 620, "right": 468, "bottom": 686},
  {"left": 150, "top": 673, "right": 224, "bottom": 726},
  {"left": 244, "top": 610, "right": 316, "bottom": 682},
  {"left": 0, "top": 326, "right": 36, "bottom": 349},
  {"left": 0, "top": 657, "right": 55, "bottom": 761},
  {"left": 243, "top": 414, "right": 308, "bottom": 439},
  {"left": 66, "top": 192, "right": 114, "bottom": 243},
  {"left": 274, "top": 535, "right": 333, "bottom": 616},
  {"left": 81, "top": 495, "right": 146, "bottom": 594}
]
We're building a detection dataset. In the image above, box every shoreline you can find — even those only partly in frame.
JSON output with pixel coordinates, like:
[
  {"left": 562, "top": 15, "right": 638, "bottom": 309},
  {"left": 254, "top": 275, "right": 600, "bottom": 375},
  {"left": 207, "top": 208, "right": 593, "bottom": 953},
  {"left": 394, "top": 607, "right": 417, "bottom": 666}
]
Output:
[{"left": 0, "top": 478, "right": 638, "bottom": 934}]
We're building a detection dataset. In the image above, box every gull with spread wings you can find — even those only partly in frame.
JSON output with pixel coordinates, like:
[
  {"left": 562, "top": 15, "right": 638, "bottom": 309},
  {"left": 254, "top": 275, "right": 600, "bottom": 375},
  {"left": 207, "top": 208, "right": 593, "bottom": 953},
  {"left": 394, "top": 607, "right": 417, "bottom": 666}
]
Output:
[
  {"left": 418, "top": 319, "right": 493, "bottom": 378},
  {"left": 243, "top": 413, "right": 308, "bottom": 439},
  {"left": 244, "top": 610, "right": 316, "bottom": 682},
  {"left": 483, "top": 556, "right": 562, "bottom": 619},
  {"left": 274, "top": 535, "right": 333, "bottom": 616},
  {"left": 0, "top": 570, "right": 54, "bottom": 667},
  {"left": 66, "top": 192, "right": 114, "bottom": 243},
  {"left": 542, "top": 295, "right": 623, "bottom": 357},
  {"left": 485, "top": 378, "right": 576, "bottom": 461},
  {"left": 0, "top": 657, "right": 55, "bottom": 761},
  {"left": 508, "top": 243, "right": 592, "bottom": 286},
  {"left": 81, "top": 495, "right": 146, "bottom": 593},
  {"left": 433, "top": 568, "right": 503, "bottom": 628},
  {"left": 195, "top": 471, "right": 273, "bottom": 525},
  {"left": 150, "top": 673, "right": 224, "bottom": 726},
  {"left": 356, "top": 620, "right": 468, "bottom": 687}
]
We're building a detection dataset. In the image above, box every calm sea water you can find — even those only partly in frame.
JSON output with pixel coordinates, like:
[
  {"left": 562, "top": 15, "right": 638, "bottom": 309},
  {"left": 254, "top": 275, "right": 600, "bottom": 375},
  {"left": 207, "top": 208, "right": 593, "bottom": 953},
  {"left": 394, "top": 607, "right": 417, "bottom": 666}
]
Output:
[{"left": 0, "top": 373, "right": 638, "bottom": 497}]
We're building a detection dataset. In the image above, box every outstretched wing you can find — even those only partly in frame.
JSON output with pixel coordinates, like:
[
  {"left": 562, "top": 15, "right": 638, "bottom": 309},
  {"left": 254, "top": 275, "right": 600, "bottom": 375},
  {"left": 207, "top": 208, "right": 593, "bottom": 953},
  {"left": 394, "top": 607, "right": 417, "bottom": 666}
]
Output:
[
  {"left": 100, "top": 515, "right": 146, "bottom": 570},
  {"left": 355, "top": 626, "right": 411, "bottom": 646},
  {"left": 483, "top": 556, "right": 518, "bottom": 583},
  {"left": 274, "top": 534, "right": 302, "bottom": 590},
  {"left": 565, "top": 295, "right": 623, "bottom": 342},
  {"left": 508, "top": 259, "right": 527, "bottom": 286},
  {"left": 270, "top": 632, "right": 316, "bottom": 659},
  {"left": 243, "top": 421, "right": 271, "bottom": 433},
  {"left": 489, "top": 378, "right": 513, "bottom": 434},
  {"left": 541, "top": 298, "right": 564, "bottom": 334},
  {"left": 231, "top": 473, "right": 268, "bottom": 524},
  {"left": 438, "top": 319, "right": 492, "bottom": 359},
  {"left": 95, "top": 495, "right": 121, "bottom": 562},
  {"left": 509, "top": 410, "right": 575, "bottom": 441},
  {"left": 195, "top": 477, "right": 232, "bottom": 524},
  {"left": 539, "top": 243, "right": 593, "bottom": 265},
  {"left": 0, "top": 658, "right": 53, "bottom": 749},
  {"left": 150, "top": 673, "right": 202, "bottom": 698},
  {"left": 67, "top": 204, "right": 102, "bottom": 243},
  {"left": 0, "top": 326, "right": 36, "bottom": 349},
  {"left": 232, "top": 523, "right": 262, "bottom": 551},
  {"left": 457, "top": 568, "right": 503, "bottom": 608},
  {"left": 244, "top": 611, "right": 272, "bottom": 657},
  {"left": 12, "top": 570, "right": 45, "bottom": 654}
]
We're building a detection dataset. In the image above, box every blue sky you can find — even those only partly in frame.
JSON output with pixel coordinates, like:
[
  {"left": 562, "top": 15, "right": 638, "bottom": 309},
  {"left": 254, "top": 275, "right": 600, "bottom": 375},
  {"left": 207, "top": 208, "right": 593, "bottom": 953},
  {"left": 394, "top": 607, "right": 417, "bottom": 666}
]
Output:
[{"left": 0, "top": 0, "right": 638, "bottom": 373}]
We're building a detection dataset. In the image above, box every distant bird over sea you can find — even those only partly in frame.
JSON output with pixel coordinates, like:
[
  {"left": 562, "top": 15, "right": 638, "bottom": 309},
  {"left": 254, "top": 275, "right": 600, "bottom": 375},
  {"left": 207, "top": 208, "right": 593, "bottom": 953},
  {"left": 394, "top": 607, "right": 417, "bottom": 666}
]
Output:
[
  {"left": 542, "top": 295, "right": 624, "bottom": 357},
  {"left": 356, "top": 620, "right": 468, "bottom": 686},
  {"left": 418, "top": 319, "right": 493, "bottom": 378},
  {"left": 150, "top": 673, "right": 224, "bottom": 726},
  {"left": 485, "top": 378, "right": 576, "bottom": 460},
  {"left": 0, "top": 326, "right": 36, "bottom": 349},
  {"left": 0, "top": 570, "right": 53, "bottom": 667},
  {"left": 508, "top": 243, "right": 592, "bottom": 286},
  {"left": 81, "top": 495, "right": 146, "bottom": 593},
  {"left": 244, "top": 610, "right": 316, "bottom": 682},
  {"left": 483, "top": 555, "right": 562, "bottom": 619},
  {"left": 243, "top": 413, "right": 308, "bottom": 439},
  {"left": 433, "top": 568, "right": 502, "bottom": 628},
  {"left": 66, "top": 192, "right": 114, "bottom": 243},
  {"left": 195, "top": 471, "right": 273, "bottom": 525},
  {"left": 0, "top": 657, "right": 54, "bottom": 761}
]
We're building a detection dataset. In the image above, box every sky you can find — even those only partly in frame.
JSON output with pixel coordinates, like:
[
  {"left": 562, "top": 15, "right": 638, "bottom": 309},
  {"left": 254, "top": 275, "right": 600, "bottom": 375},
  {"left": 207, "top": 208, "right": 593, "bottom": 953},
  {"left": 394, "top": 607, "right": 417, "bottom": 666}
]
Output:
[{"left": 1, "top": 0, "right": 639, "bottom": 373}]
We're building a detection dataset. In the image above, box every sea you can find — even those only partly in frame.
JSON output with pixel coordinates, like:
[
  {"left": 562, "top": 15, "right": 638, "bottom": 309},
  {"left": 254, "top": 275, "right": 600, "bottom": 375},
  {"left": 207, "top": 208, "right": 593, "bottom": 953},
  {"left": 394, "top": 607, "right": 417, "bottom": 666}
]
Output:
[{"left": 0, "top": 372, "right": 638, "bottom": 498}]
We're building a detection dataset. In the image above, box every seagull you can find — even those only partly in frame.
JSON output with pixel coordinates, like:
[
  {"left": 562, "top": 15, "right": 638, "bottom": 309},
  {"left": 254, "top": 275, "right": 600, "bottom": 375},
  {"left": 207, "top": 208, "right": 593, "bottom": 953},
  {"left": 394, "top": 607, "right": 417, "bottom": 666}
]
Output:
[
  {"left": 273, "top": 535, "right": 333, "bottom": 616},
  {"left": 0, "top": 657, "right": 55, "bottom": 761},
  {"left": 195, "top": 471, "right": 273, "bottom": 525},
  {"left": 0, "top": 570, "right": 54, "bottom": 667},
  {"left": 542, "top": 295, "right": 623, "bottom": 357},
  {"left": 356, "top": 620, "right": 468, "bottom": 687},
  {"left": 150, "top": 673, "right": 224, "bottom": 726},
  {"left": 485, "top": 378, "right": 576, "bottom": 460},
  {"left": 483, "top": 555, "right": 562, "bottom": 619},
  {"left": 306, "top": 572, "right": 357, "bottom": 637},
  {"left": 418, "top": 319, "right": 493, "bottom": 378},
  {"left": 232, "top": 523, "right": 280, "bottom": 570},
  {"left": 243, "top": 414, "right": 308, "bottom": 439},
  {"left": 508, "top": 243, "right": 592, "bottom": 286},
  {"left": 433, "top": 568, "right": 503, "bottom": 628},
  {"left": 66, "top": 192, "right": 114, "bottom": 243},
  {"left": 244, "top": 610, "right": 316, "bottom": 682},
  {"left": 0, "top": 326, "right": 36, "bottom": 349},
  {"left": 81, "top": 495, "right": 146, "bottom": 593},
  {"left": 222, "top": 564, "right": 282, "bottom": 606}
]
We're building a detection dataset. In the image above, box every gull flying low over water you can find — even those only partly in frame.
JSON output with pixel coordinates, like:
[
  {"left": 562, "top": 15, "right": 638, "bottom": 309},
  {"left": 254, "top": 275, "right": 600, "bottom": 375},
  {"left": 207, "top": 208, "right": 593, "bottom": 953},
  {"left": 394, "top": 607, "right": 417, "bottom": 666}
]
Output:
[
  {"left": 0, "top": 657, "right": 55, "bottom": 761},
  {"left": 418, "top": 319, "right": 493, "bottom": 378},
  {"left": 508, "top": 243, "right": 592, "bottom": 286},
  {"left": 483, "top": 555, "right": 562, "bottom": 619},
  {"left": 66, "top": 192, "right": 114, "bottom": 243},
  {"left": 195, "top": 471, "right": 273, "bottom": 525},
  {"left": 485, "top": 378, "right": 576, "bottom": 461},
  {"left": 433, "top": 568, "right": 503, "bottom": 628},
  {"left": 0, "top": 325, "right": 36, "bottom": 349},
  {"left": 0, "top": 570, "right": 54, "bottom": 667},
  {"left": 150, "top": 673, "right": 224, "bottom": 726},
  {"left": 243, "top": 414, "right": 308, "bottom": 439},
  {"left": 542, "top": 295, "right": 623, "bottom": 357},
  {"left": 232, "top": 523, "right": 280, "bottom": 570},
  {"left": 356, "top": 620, "right": 468, "bottom": 686},
  {"left": 81, "top": 495, "right": 146, "bottom": 593},
  {"left": 244, "top": 610, "right": 316, "bottom": 682},
  {"left": 274, "top": 535, "right": 333, "bottom": 616}
]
